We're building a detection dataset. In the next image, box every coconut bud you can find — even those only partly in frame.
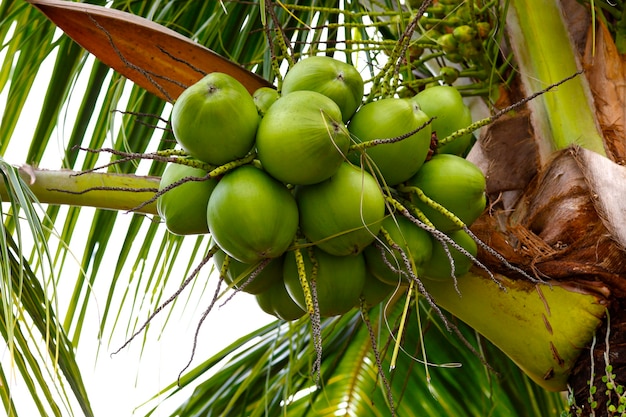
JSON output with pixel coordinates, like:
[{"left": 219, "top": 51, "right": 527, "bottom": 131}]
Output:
[
  {"left": 437, "top": 33, "right": 458, "bottom": 53},
  {"left": 452, "top": 25, "right": 477, "bottom": 43}
]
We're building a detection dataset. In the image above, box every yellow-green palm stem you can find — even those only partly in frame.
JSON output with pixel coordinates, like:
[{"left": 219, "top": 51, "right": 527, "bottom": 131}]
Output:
[
  {"left": 507, "top": 0, "right": 606, "bottom": 158},
  {"left": 397, "top": 184, "right": 466, "bottom": 230},
  {"left": 206, "top": 153, "right": 256, "bottom": 178},
  {"left": 391, "top": 279, "right": 415, "bottom": 371},
  {"left": 294, "top": 246, "right": 316, "bottom": 317},
  {"left": 423, "top": 271, "right": 607, "bottom": 392},
  {"left": 166, "top": 155, "right": 215, "bottom": 172},
  {"left": 0, "top": 166, "right": 159, "bottom": 214},
  {"left": 218, "top": 254, "right": 231, "bottom": 284}
]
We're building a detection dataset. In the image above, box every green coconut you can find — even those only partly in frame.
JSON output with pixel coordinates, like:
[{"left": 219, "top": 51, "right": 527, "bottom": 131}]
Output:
[
  {"left": 281, "top": 55, "right": 364, "bottom": 122},
  {"left": 283, "top": 247, "right": 366, "bottom": 317},
  {"left": 256, "top": 90, "right": 350, "bottom": 185},
  {"left": 171, "top": 72, "right": 259, "bottom": 165},
  {"left": 206, "top": 165, "right": 299, "bottom": 264},
  {"left": 157, "top": 163, "right": 217, "bottom": 235},
  {"left": 348, "top": 98, "right": 432, "bottom": 186},
  {"left": 296, "top": 163, "right": 386, "bottom": 256}
]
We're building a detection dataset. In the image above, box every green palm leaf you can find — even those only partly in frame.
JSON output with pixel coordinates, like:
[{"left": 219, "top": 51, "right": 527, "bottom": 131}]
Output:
[
  {"left": 155, "top": 298, "right": 565, "bottom": 416},
  {"left": 0, "top": 159, "right": 93, "bottom": 416}
]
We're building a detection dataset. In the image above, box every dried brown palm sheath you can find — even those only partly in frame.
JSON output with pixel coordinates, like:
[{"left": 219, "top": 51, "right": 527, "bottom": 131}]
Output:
[{"left": 27, "top": 0, "right": 273, "bottom": 102}]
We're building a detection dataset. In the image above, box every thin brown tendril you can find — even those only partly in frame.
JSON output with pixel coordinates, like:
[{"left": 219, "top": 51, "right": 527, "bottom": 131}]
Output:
[
  {"left": 111, "top": 245, "right": 218, "bottom": 356},
  {"left": 360, "top": 300, "right": 396, "bottom": 416}
]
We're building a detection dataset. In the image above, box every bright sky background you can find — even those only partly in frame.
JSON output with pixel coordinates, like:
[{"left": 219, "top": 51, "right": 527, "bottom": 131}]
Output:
[{"left": 0, "top": 26, "right": 276, "bottom": 417}]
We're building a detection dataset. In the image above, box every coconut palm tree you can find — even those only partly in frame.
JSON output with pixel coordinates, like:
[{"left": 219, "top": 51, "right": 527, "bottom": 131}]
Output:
[{"left": 0, "top": 0, "right": 624, "bottom": 416}]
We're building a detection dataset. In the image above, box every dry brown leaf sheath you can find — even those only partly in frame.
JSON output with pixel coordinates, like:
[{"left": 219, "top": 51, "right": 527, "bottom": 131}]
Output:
[{"left": 27, "top": 0, "right": 273, "bottom": 102}]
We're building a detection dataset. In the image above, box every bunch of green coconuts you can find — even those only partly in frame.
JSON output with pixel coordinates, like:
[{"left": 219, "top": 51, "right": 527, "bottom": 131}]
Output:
[{"left": 157, "top": 55, "right": 486, "bottom": 320}]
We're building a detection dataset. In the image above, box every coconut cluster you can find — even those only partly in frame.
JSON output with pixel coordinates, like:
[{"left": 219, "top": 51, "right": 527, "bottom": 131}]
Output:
[{"left": 157, "top": 56, "right": 486, "bottom": 321}]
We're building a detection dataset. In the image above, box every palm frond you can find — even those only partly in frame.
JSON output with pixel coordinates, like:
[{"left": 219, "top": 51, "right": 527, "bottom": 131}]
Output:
[
  {"left": 0, "top": 158, "right": 93, "bottom": 416},
  {"left": 151, "top": 297, "right": 565, "bottom": 416}
]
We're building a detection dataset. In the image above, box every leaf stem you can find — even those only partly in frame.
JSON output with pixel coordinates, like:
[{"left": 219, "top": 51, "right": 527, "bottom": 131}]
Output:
[{"left": 507, "top": 0, "right": 606, "bottom": 159}]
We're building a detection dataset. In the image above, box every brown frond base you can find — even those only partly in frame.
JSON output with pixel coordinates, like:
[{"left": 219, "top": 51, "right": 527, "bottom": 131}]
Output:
[
  {"left": 472, "top": 147, "right": 626, "bottom": 294},
  {"left": 470, "top": 142, "right": 626, "bottom": 412}
]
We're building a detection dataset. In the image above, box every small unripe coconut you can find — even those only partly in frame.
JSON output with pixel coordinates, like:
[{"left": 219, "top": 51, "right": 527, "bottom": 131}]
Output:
[
  {"left": 157, "top": 163, "right": 217, "bottom": 235},
  {"left": 281, "top": 55, "right": 364, "bottom": 122}
]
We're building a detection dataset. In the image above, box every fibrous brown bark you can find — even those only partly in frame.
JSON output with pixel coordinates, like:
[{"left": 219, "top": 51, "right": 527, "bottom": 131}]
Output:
[{"left": 470, "top": 106, "right": 626, "bottom": 413}]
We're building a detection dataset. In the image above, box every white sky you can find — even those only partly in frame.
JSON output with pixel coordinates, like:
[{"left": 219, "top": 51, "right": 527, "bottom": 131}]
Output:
[{"left": 0, "top": 26, "right": 275, "bottom": 417}]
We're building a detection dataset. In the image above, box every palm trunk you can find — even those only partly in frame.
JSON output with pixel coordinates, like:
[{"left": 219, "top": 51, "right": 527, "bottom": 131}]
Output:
[
  {"left": 469, "top": 1, "right": 626, "bottom": 411},
  {"left": 567, "top": 13, "right": 626, "bottom": 415}
]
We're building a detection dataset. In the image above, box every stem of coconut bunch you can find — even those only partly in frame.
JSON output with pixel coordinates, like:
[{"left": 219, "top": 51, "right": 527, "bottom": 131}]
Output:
[{"left": 0, "top": 165, "right": 160, "bottom": 214}]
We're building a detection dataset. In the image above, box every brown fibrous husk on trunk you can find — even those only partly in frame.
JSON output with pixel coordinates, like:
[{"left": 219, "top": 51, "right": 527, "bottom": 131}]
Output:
[{"left": 469, "top": 105, "right": 626, "bottom": 414}]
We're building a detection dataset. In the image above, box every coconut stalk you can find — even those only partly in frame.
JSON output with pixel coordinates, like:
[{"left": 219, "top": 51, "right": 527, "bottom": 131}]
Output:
[
  {"left": 505, "top": 0, "right": 607, "bottom": 159},
  {"left": 0, "top": 165, "right": 159, "bottom": 215},
  {"left": 423, "top": 271, "right": 607, "bottom": 392}
]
